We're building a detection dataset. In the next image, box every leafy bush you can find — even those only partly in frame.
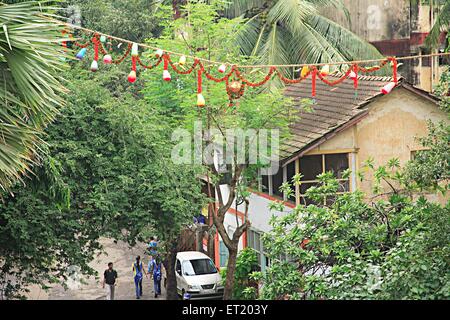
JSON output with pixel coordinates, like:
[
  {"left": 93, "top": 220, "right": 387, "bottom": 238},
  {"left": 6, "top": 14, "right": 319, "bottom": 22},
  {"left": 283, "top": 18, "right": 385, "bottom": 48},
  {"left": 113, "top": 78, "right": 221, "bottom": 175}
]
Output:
[
  {"left": 257, "top": 124, "right": 449, "bottom": 300},
  {"left": 221, "top": 248, "right": 259, "bottom": 300}
]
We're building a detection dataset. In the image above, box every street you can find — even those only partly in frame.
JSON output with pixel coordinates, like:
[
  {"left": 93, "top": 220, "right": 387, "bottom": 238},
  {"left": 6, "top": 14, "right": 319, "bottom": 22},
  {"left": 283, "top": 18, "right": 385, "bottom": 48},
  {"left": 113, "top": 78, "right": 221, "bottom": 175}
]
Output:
[{"left": 30, "top": 238, "right": 166, "bottom": 300}]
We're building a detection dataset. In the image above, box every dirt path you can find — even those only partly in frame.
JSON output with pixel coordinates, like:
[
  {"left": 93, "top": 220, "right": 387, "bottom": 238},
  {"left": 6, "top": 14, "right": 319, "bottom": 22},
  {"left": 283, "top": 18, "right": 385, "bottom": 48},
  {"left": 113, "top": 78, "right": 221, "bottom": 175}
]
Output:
[{"left": 44, "top": 238, "right": 166, "bottom": 300}]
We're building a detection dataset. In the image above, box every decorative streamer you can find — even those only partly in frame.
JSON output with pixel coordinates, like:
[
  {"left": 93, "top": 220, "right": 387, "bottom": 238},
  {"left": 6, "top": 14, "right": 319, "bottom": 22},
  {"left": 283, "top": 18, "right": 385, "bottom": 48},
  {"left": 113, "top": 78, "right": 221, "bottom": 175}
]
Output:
[
  {"left": 390, "top": 57, "right": 398, "bottom": 84},
  {"left": 163, "top": 54, "right": 171, "bottom": 81},
  {"left": 311, "top": 68, "right": 317, "bottom": 99},
  {"left": 69, "top": 31, "right": 414, "bottom": 107},
  {"left": 128, "top": 56, "right": 137, "bottom": 83},
  {"left": 381, "top": 57, "right": 398, "bottom": 94},
  {"left": 197, "top": 69, "right": 205, "bottom": 107},
  {"left": 90, "top": 35, "right": 99, "bottom": 71},
  {"left": 350, "top": 64, "right": 358, "bottom": 99}
]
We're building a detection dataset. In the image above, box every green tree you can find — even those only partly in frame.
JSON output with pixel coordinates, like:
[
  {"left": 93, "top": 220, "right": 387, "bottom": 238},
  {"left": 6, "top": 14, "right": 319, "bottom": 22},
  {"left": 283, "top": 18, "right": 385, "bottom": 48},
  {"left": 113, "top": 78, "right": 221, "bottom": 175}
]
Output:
[
  {"left": 225, "top": 0, "right": 383, "bottom": 69},
  {"left": 0, "top": 63, "right": 205, "bottom": 299},
  {"left": 220, "top": 247, "right": 259, "bottom": 299},
  {"left": 68, "top": 0, "right": 162, "bottom": 42},
  {"left": 404, "top": 121, "right": 449, "bottom": 192},
  {"left": 142, "top": 1, "right": 297, "bottom": 299},
  {"left": 411, "top": 0, "right": 449, "bottom": 47},
  {"left": 255, "top": 125, "right": 449, "bottom": 300},
  {"left": 0, "top": 1, "right": 66, "bottom": 190},
  {"left": 0, "top": 152, "right": 95, "bottom": 300}
]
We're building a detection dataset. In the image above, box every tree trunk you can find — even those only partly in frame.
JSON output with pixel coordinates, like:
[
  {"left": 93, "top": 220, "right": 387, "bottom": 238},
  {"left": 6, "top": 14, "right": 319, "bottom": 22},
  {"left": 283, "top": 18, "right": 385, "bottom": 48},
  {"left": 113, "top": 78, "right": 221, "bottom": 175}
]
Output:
[
  {"left": 164, "top": 238, "right": 179, "bottom": 300},
  {"left": 223, "top": 245, "right": 238, "bottom": 300}
]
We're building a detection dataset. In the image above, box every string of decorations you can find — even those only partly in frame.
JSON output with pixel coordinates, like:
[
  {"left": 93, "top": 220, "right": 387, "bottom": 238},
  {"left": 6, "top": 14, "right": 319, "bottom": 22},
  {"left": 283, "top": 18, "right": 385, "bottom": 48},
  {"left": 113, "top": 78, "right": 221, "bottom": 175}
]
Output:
[{"left": 57, "top": 20, "right": 450, "bottom": 107}]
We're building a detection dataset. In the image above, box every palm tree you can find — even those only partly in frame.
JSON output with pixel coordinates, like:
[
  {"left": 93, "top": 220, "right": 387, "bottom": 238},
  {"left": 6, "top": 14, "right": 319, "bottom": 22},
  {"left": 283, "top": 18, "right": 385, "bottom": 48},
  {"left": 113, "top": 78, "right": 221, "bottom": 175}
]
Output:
[
  {"left": 0, "top": 1, "right": 66, "bottom": 191},
  {"left": 226, "top": 0, "right": 383, "bottom": 68},
  {"left": 424, "top": 0, "right": 449, "bottom": 48}
]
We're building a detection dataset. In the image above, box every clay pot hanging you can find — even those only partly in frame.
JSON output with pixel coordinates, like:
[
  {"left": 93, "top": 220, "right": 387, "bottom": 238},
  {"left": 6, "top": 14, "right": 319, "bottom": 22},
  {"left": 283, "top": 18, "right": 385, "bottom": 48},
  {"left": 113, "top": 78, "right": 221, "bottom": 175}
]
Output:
[{"left": 228, "top": 80, "right": 242, "bottom": 93}]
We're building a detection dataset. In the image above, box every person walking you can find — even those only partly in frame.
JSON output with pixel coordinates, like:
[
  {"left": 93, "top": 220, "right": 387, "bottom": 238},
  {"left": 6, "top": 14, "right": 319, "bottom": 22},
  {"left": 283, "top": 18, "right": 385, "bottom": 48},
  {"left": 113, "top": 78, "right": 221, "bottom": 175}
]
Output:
[
  {"left": 102, "top": 262, "right": 118, "bottom": 300},
  {"left": 149, "top": 255, "right": 162, "bottom": 298},
  {"left": 148, "top": 236, "right": 158, "bottom": 257},
  {"left": 132, "top": 256, "right": 147, "bottom": 299}
]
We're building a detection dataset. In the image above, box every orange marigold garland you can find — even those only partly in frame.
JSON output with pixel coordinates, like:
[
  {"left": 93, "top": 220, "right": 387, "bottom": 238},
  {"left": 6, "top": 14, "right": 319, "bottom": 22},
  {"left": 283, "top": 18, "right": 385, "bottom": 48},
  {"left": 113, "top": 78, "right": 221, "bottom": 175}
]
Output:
[
  {"left": 70, "top": 35, "right": 400, "bottom": 106},
  {"left": 197, "top": 68, "right": 205, "bottom": 107},
  {"left": 163, "top": 54, "right": 172, "bottom": 81},
  {"left": 128, "top": 56, "right": 137, "bottom": 83},
  {"left": 381, "top": 57, "right": 398, "bottom": 94}
]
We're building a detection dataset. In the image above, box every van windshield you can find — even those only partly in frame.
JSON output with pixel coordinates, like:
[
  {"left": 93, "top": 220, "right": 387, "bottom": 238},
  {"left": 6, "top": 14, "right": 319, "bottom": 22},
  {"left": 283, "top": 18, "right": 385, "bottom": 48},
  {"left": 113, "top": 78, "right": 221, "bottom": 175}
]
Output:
[{"left": 182, "top": 258, "right": 218, "bottom": 276}]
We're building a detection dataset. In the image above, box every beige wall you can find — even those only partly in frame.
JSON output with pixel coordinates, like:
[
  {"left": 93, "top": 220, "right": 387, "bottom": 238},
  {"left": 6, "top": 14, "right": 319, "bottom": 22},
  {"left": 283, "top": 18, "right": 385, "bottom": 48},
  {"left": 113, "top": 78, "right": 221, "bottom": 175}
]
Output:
[
  {"left": 322, "top": 0, "right": 411, "bottom": 42},
  {"left": 306, "top": 87, "right": 448, "bottom": 201}
]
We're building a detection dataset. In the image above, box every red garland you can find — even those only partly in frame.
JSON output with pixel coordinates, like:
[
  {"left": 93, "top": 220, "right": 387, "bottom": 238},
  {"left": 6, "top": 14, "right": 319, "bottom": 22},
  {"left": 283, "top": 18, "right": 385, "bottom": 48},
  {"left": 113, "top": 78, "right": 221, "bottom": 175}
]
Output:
[
  {"left": 389, "top": 57, "right": 398, "bottom": 83},
  {"left": 317, "top": 67, "right": 353, "bottom": 86},
  {"left": 311, "top": 68, "right": 317, "bottom": 97},
  {"left": 72, "top": 35, "right": 402, "bottom": 105},
  {"left": 98, "top": 40, "right": 133, "bottom": 64},
  {"left": 276, "top": 68, "right": 311, "bottom": 84},
  {"left": 352, "top": 64, "right": 358, "bottom": 89},
  {"left": 168, "top": 56, "right": 200, "bottom": 75},
  {"left": 197, "top": 69, "right": 203, "bottom": 94},
  {"left": 357, "top": 59, "right": 389, "bottom": 73},
  {"left": 132, "top": 56, "right": 137, "bottom": 72},
  {"left": 163, "top": 54, "right": 169, "bottom": 71},
  {"left": 235, "top": 67, "right": 276, "bottom": 87},
  {"left": 93, "top": 35, "right": 99, "bottom": 62},
  {"left": 200, "top": 62, "right": 234, "bottom": 82},
  {"left": 136, "top": 55, "right": 163, "bottom": 69}
]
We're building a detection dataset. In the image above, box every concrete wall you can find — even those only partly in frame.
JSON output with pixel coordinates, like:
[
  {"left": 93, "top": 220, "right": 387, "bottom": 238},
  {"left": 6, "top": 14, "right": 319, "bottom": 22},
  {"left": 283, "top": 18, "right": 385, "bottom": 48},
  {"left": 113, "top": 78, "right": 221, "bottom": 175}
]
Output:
[
  {"left": 322, "top": 0, "right": 411, "bottom": 42},
  {"left": 322, "top": 1, "right": 446, "bottom": 92},
  {"left": 305, "top": 87, "right": 448, "bottom": 197},
  {"left": 355, "top": 87, "right": 448, "bottom": 199}
]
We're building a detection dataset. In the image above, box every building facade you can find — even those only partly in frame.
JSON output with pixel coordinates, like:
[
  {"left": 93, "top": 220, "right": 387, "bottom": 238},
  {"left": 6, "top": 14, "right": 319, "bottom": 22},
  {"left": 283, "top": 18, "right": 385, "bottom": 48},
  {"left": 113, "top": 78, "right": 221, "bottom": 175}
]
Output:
[
  {"left": 215, "top": 75, "right": 448, "bottom": 270},
  {"left": 323, "top": 0, "right": 449, "bottom": 92}
]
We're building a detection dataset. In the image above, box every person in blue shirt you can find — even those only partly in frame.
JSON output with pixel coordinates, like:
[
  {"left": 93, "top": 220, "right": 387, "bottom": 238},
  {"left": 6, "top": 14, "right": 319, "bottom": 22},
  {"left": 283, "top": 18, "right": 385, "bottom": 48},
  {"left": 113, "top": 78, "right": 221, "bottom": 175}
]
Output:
[
  {"left": 147, "top": 236, "right": 158, "bottom": 257},
  {"left": 149, "top": 255, "right": 162, "bottom": 298},
  {"left": 132, "top": 256, "right": 147, "bottom": 299}
]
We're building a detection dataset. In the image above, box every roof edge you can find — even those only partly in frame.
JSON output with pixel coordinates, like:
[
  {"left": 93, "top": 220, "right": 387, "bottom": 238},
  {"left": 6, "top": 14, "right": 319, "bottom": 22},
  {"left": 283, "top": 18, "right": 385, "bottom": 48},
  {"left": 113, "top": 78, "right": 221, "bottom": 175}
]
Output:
[{"left": 282, "top": 110, "right": 369, "bottom": 165}]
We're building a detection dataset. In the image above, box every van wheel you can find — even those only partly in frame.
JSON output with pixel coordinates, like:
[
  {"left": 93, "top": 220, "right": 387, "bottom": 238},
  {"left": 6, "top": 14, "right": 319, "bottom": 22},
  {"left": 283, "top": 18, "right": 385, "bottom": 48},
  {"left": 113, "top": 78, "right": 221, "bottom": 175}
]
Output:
[{"left": 180, "top": 289, "right": 185, "bottom": 300}]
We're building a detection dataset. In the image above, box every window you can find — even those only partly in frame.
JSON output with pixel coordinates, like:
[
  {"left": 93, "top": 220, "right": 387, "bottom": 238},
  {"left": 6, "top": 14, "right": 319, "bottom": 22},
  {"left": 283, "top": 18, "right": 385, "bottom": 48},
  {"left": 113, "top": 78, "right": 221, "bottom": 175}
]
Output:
[
  {"left": 272, "top": 167, "right": 284, "bottom": 198},
  {"left": 176, "top": 260, "right": 181, "bottom": 274},
  {"left": 247, "top": 229, "right": 267, "bottom": 272},
  {"left": 219, "top": 241, "right": 228, "bottom": 268},
  {"left": 299, "top": 153, "right": 350, "bottom": 205},
  {"left": 410, "top": 149, "right": 430, "bottom": 160},
  {"left": 259, "top": 153, "right": 351, "bottom": 204},
  {"left": 182, "top": 259, "right": 218, "bottom": 276}
]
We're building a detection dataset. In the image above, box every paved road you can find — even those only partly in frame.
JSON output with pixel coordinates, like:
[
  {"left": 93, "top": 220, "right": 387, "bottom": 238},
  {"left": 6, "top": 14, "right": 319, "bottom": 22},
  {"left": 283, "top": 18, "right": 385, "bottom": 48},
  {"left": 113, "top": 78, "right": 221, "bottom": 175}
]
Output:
[{"left": 46, "top": 238, "right": 166, "bottom": 300}]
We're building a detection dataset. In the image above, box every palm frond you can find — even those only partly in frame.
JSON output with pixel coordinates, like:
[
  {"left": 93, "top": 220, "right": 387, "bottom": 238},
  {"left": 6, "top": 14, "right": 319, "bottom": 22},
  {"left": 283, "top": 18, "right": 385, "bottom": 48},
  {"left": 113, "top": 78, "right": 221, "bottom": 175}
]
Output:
[
  {"left": 223, "top": 0, "right": 265, "bottom": 18},
  {"left": 267, "top": 0, "right": 316, "bottom": 36},
  {"left": 426, "top": 1, "right": 450, "bottom": 48},
  {"left": 306, "top": 0, "right": 351, "bottom": 27},
  {"left": 0, "top": 1, "right": 67, "bottom": 191},
  {"left": 231, "top": 0, "right": 381, "bottom": 70},
  {"left": 305, "top": 15, "right": 383, "bottom": 61}
]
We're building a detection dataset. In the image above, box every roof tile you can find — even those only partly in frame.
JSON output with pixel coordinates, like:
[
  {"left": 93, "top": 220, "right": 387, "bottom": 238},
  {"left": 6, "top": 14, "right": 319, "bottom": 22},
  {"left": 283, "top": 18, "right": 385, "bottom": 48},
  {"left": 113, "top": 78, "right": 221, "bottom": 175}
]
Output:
[{"left": 281, "top": 74, "right": 393, "bottom": 159}]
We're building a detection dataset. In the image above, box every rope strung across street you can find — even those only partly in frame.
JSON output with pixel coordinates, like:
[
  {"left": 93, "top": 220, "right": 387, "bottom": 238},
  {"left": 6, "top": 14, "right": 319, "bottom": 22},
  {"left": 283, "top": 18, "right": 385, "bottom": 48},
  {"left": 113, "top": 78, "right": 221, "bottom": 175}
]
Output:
[{"left": 49, "top": 17, "right": 450, "bottom": 69}]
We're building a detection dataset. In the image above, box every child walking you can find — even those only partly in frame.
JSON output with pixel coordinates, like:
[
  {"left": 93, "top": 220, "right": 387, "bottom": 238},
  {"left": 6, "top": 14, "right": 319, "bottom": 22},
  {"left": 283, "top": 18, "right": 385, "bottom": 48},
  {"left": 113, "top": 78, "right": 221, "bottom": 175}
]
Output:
[{"left": 132, "top": 256, "right": 147, "bottom": 299}]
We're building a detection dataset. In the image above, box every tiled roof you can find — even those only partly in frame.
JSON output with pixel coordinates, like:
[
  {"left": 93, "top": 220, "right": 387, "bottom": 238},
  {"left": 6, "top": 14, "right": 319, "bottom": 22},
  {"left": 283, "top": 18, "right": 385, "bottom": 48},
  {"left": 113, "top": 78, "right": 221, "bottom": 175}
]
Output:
[{"left": 281, "top": 74, "right": 395, "bottom": 161}]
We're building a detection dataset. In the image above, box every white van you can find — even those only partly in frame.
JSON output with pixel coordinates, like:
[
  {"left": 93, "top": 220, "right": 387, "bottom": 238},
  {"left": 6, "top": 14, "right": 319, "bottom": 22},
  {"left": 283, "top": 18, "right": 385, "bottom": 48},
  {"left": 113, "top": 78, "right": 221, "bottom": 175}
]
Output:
[{"left": 175, "top": 251, "right": 224, "bottom": 300}]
